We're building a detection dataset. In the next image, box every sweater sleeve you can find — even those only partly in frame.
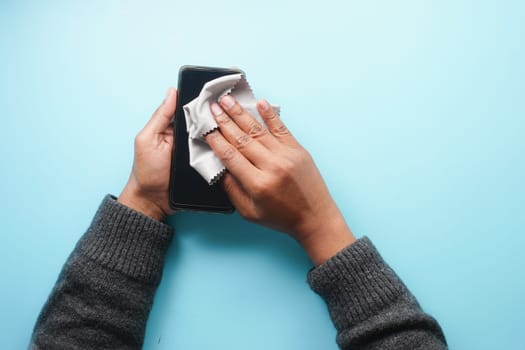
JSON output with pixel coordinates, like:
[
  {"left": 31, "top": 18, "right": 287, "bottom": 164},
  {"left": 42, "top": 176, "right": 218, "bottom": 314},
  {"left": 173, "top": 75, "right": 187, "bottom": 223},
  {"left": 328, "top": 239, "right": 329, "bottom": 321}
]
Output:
[
  {"left": 308, "top": 237, "right": 447, "bottom": 350},
  {"left": 30, "top": 195, "right": 174, "bottom": 350}
]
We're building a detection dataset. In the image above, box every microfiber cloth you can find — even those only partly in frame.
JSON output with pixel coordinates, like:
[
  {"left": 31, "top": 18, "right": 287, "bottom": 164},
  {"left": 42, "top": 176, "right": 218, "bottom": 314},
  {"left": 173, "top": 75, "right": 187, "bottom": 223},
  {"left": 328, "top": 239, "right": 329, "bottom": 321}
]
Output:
[{"left": 184, "top": 73, "right": 279, "bottom": 184}]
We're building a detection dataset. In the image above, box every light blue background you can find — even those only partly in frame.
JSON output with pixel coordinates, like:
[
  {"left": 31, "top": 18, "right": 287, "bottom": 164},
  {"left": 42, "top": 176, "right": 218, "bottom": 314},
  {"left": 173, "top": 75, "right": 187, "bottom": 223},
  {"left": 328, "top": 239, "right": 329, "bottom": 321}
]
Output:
[{"left": 1, "top": 0, "right": 524, "bottom": 348}]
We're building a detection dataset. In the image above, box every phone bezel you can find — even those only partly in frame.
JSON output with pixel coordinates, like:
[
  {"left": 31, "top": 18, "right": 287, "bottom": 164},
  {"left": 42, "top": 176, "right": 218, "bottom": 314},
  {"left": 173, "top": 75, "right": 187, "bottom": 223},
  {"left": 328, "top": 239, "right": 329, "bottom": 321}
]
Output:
[{"left": 168, "top": 65, "right": 242, "bottom": 213}]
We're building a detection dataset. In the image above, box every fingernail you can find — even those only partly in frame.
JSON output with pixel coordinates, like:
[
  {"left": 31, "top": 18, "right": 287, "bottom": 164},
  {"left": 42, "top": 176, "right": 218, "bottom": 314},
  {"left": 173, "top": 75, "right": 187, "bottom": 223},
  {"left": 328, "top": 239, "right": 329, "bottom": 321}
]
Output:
[
  {"left": 259, "top": 99, "right": 270, "bottom": 111},
  {"left": 211, "top": 103, "right": 223, "bottom": 116},
  {"left": 221, "top": 95, "right": 235, "bottom": 109}
]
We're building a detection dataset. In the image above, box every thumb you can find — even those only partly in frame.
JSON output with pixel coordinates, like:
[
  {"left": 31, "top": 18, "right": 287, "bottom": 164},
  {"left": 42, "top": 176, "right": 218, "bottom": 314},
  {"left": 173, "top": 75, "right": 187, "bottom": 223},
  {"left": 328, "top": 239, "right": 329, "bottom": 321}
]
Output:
[{"left": 144, "top": 87, "right": 177, "bottom": 134}]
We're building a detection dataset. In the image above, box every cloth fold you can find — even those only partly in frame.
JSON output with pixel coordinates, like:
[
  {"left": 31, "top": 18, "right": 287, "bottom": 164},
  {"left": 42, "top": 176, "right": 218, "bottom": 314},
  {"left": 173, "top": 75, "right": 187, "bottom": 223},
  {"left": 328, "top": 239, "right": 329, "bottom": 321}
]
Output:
[{"left": 184, "top": 73, "right": 279, "bottom": 184}]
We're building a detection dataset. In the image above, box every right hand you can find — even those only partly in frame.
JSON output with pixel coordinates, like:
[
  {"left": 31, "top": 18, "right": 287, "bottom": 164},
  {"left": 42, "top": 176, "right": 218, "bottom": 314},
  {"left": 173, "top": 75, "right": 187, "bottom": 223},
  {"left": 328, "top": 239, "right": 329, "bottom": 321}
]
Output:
[{"left": 205, "top": 95, "right": 355, "bottom": 265}]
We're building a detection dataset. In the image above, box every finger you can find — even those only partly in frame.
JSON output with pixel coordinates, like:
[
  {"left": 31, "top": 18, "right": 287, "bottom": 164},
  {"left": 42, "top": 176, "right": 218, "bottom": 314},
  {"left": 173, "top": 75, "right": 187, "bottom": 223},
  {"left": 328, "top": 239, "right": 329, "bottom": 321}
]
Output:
[
  {"left": 257, "top": 99, "right": 296, "bottom": 144},
  {"left": 144, "top": 87, "right": 177, "bottom": 134},
  {"left": 219, "top": 95, "right": 279, "bottom": 149},
  {"left": 221, "top": 173, "right": 257, "bottom": 217},
  {"left": 211, "top": 102, "right": 272, "bottom": 168},
  {"left": 205, "top": 129, "right": 260, "bottom": 184}
]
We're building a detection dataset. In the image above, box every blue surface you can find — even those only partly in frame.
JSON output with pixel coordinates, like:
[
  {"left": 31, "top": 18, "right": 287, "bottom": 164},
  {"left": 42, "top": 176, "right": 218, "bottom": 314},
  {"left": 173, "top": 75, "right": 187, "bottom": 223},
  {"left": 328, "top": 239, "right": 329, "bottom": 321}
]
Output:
[{"left": 1, "top": 0, "right": 524, "bottom": 348}]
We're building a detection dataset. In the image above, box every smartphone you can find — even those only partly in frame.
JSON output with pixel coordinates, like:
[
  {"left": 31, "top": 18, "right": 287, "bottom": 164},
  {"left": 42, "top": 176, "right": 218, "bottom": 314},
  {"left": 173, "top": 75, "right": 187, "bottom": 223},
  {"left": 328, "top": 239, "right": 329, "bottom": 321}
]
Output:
[{"left": 168, "top": 65, "right": 241, "bottom": 212}]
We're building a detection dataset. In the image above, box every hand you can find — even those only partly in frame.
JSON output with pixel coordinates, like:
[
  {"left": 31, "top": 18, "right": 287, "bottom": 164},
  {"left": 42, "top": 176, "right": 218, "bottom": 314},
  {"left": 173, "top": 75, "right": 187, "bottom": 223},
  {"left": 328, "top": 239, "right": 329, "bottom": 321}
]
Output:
[
  {"left": 205, "top": 95, "right": 355, "bottom": 265},
  {"left": 118, "top": 88, "right": 177, "bottom": 222}
]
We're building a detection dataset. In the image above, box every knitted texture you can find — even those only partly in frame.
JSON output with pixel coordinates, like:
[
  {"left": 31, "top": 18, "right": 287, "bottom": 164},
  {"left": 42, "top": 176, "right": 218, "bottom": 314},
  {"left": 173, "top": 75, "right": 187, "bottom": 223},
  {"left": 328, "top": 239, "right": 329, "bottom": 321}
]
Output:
[
  {"left": 30, "top": 196, "right": 173, "bottom": 349},
  {"left": 78, "top": 195, "right": 173, "bottom": 284},
  {"left": 308, "top": 237, "right": 447, "bottom": 349},
  {"left": 31, "top": 197, "right": 447, "bottom": 349}
]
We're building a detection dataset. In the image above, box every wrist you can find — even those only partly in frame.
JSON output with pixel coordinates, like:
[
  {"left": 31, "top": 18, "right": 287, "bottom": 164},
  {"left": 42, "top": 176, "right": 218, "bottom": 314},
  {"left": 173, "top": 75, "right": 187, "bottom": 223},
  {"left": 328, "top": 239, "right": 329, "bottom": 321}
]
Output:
[
  {"left": 118, "top": 181, "right": 167, "bottom": 222},
  {"left": 295, "top": 205, "right": 356, "bottom": 266}
]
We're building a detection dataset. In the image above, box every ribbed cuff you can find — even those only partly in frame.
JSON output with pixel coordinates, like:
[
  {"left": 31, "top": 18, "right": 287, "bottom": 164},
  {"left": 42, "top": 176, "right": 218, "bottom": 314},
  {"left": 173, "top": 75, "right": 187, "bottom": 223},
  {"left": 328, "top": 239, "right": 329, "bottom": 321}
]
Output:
[
  {"left": 307, "top": 237, "right": 406, "bottom": 330},
  {"left": 77, "top": 195, "right": 174, "bottom": 285}
]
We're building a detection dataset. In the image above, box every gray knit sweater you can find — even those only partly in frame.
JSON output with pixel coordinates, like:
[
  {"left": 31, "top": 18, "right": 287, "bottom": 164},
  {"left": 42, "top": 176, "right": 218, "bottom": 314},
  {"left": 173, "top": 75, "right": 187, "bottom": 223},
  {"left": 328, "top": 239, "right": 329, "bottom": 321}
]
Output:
[{"left": 30, "top": 196, "right": 447, "bottom": 349}]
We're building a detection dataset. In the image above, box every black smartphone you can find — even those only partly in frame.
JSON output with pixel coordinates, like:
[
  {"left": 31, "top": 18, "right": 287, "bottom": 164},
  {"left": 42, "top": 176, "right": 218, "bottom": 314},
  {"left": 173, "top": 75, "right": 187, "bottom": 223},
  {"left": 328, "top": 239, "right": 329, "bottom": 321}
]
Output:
[{"left": 168, "top": 65, "right": 241, "bottom": 212}]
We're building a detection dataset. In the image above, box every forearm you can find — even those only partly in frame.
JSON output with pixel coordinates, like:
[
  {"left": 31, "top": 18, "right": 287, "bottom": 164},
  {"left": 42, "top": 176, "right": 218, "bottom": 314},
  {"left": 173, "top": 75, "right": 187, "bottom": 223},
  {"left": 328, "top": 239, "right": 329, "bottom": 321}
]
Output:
[
  {"left": 30, "top": 195, "right": 173, "bottom": 349},
  {"left": 308, "top": 237, "right": 447, "bottom": 350}
]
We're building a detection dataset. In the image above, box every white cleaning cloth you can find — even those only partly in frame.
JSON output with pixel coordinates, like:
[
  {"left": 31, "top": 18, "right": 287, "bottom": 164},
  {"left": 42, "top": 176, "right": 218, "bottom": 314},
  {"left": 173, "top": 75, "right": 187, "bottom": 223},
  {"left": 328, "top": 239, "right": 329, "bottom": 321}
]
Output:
[{"left": 184, "top": 73, "right": 279, "bottom": 184}]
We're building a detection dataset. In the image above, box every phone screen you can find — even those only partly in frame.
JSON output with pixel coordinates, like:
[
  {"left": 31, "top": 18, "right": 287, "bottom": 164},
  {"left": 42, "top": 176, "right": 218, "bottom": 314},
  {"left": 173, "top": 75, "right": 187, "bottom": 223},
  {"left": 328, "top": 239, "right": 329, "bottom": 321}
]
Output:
[{"left": 168, "top": 66, "right": 241, "bottom": 212}]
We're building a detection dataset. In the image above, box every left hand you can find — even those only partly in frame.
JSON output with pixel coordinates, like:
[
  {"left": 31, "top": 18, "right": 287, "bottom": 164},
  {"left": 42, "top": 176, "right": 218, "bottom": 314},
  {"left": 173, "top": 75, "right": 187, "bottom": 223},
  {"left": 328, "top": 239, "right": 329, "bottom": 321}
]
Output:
[{"left": 118, "top": 88, "right": 177, "bottom": 221}]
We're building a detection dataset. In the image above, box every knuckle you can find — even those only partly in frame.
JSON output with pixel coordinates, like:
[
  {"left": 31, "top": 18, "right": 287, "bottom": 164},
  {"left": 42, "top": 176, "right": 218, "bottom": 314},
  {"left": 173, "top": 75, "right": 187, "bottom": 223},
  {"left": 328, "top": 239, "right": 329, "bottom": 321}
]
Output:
[
  {"left": 294, "top": 147, "right": 312, "bottom": 165},
  {"left": 248, "top": 123, "right": 267, "bottom": 138},
  {"left": 300, "top": 149, "right": 313, "bottom": 163},
  {"left": 271, "top": 164, "right": 293, "bottom": 184},
  {"left": 250, "top": 178, "right": 272, "bottom": 198},
  {"left": 262, "top": 109, "right": 277, "bottom": 119},
  {"left": 272, "top": 123, "right": 290, "bottom": 137},
  {"left": 235, "top": 134, "right": 252, "bottom": 149},
  {"left": 220, "top": 147, "right": 236, "bottom": 162},
  {"left": 215, "top": 113, "right": 231, "bottom": 125},
  {"left": 134, "top": 132, "right": 147, "bottom": 147},
  {"left": 277, "top": 159, "right": 295, "bottom": 175},
  {"left": 228, "top": 103, "right": 243, "bottom": 116}
]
